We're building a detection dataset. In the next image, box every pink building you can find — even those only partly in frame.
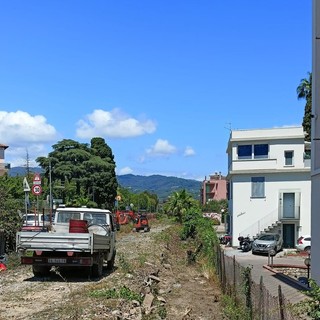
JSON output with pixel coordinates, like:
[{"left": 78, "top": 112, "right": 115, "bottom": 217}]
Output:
[{"left": 201, "top": 172, "right": 227, "bottom": 205}]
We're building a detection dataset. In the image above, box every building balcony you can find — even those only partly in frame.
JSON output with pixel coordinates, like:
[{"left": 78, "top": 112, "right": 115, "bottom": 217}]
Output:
[
  {"left": 230, "top": 158, "right": 277, "bottom": 171},
  {"left": 279, "top": 205, "right": 300, "bottom": 220}
]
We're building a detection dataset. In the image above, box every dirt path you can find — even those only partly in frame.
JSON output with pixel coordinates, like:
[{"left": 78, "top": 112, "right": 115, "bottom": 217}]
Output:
[{"left": 0, "top": 223, "right": 224, "bottom": 320}]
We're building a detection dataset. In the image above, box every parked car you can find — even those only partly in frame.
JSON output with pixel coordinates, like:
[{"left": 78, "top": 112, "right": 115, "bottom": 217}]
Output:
[
  {"left": 252, "top": 233, "right": 283, "bottom": 256},
  {"left": 296, "top": 235, "right": 311, "bottom": 252}
]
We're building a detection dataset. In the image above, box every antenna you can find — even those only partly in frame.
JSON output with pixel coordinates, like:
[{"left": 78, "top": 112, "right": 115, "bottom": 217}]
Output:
[{"left": 224, "top": 123, "right": 232, "bottom": 131}]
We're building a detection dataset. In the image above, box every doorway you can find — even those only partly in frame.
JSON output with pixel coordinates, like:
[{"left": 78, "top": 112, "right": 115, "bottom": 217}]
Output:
[
  {"left": 283, "top": 193, "right": 295, "bottom": 218},
  {"left": 282, "top": 224, "right": 295, "bottom": 248}
]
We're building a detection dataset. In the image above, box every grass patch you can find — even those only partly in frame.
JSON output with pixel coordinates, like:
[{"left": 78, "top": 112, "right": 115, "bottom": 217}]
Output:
[
  {"left": 4, "top": 252, "right": 21, "bottom": 269},
  {"left": 89, "top": 285, "right": 143, "bottom": 302},
  {"left": 117, "top": 252, "right": 133, "bottom": 274},
  {"left": 221, "top": 295, "right": 251, "bottom": 320}
]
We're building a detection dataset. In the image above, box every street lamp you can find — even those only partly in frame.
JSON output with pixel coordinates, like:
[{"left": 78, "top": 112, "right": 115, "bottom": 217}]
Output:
[{"left": 304, "top": 249, "right": 311, "bottom": 287}]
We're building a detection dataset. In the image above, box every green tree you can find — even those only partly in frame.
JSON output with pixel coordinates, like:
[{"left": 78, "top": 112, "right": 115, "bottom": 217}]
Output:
[
  {"left": 165, "top": 189, "right": 198, "bottom": 223},
  {"left": 36, "top": 138, "right": 118, "bottom": 209},
  {"left": 0, "top": 178, "right": 23, "bottom": 252},
  {"left": 116, "top": 187, "right": 159, "bottom": 213},
  {"left": 88, "top": 137, "right": 118, "bottom": 208},
  {"left": 297, "top": 72, "right": 312, "bottom": 141}
]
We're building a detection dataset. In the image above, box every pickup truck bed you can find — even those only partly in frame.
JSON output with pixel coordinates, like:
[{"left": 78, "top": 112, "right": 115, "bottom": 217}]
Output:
[{"left": 16, "top": 231, "right": 111, "bottom": 254}]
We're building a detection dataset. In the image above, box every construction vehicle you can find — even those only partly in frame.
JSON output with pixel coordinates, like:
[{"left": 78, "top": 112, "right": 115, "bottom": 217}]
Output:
[
  {"left": 16, "top": 206, "right": 116, "bottom": 278},
  {"left": 115, "top": 210, "right": 136, "bottom": 225},
  {"left": 115, "top": 209, "right": 150, "bottom": 232},
  {"left": 132, "top": 213, "right": 150, "bottom": 232}
]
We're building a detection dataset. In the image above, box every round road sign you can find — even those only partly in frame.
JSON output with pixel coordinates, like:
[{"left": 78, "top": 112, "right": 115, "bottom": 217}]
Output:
[{"left": 32, "top": 184, "right": 42, "bottom": 196}]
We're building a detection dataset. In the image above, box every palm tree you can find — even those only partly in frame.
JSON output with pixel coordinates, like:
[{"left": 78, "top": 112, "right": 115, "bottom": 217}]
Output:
[
  {"left": 297, "top": 72, "right": 312, "bottom": 141},
  {"left": 166, "top": 189, "right": 195, "bottom": 223}
]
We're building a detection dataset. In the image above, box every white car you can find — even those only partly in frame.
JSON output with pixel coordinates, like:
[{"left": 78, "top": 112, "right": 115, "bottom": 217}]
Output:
[{"left": 296, "top": 235, "right": 311, "bottom": 252}]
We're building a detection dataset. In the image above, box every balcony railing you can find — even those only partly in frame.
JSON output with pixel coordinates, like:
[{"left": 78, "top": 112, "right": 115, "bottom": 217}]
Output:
[
  {"left": 239, "top": 206, "right": 300, "bottom": 237},
  {"left": 279, "top": 205, "right": 300, "bottom": 220}
]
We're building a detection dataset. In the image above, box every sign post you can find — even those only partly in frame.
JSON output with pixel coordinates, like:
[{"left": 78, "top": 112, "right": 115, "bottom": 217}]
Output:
[
  {"left": 23, "top": 177, "right": 30, "bottom": 217},
  {"left": 32, "top": 173, "right": 42, "bottom": 214},
  {"left": 32, "top": 185, "right": 42, "bottom": 196}
]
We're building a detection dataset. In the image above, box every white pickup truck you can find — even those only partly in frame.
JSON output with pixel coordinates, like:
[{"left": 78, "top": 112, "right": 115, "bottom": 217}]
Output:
[{"left": 16, "top": 206, "right": 116, "bottom": 278}]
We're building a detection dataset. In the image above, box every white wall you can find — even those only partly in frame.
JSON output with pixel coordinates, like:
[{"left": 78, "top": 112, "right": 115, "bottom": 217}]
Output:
[{"left": 230, "top": 173, "right": 311, "bottom": 246}]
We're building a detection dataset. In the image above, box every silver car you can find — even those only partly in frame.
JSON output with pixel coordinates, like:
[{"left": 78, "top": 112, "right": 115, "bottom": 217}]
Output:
[{"left": 252, "top": 233, "right": 283, "bottom": 256}]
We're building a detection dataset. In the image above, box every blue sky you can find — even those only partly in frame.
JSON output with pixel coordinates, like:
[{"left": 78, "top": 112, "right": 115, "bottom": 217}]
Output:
[{"left": 0, "top": 1, "right": 312, "bottom": 181}]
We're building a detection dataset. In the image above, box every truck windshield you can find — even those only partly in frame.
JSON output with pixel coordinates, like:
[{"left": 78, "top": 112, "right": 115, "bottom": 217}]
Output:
[
  {"left": 57, "top": 212, "right": 81, "bottom": 223},
  {"left": 90, "top": 213, "right": 107, "bottom": 224}
]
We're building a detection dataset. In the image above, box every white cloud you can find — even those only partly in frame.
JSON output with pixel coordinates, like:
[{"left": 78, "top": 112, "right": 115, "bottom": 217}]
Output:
[
  {"left": 184, "top": 146, "right": 195, "bottom": 157},
  {"left": 146, "top": 139, "right": 177, "bottom": 156},
  {"left": 0, "top": 111, "right": 57, "bottom": 144},
  {"left": 0, "top": 111, "right": 58, "bottom": 167},
  {"left": 6, "top": 144, "right": 48, "bottom": 167},
  {"left": 76, "top": 108, "right": 156, "bottom": 139},
  {"left": 118, "top": 166, "right": 133, "bottom": 175}
]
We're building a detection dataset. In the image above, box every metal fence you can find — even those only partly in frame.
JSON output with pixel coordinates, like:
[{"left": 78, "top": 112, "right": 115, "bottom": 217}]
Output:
[{"left": 215, "top": 245, "right": 308, "bottom": 320}]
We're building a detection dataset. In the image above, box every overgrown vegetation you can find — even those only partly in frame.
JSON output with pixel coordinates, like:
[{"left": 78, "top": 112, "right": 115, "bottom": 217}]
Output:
[
  {"left": 292, "top": 279, "right": 320, "bottom": 319},
  {"left": 220, "top": 295, "right": 251, "bottom": 320}
]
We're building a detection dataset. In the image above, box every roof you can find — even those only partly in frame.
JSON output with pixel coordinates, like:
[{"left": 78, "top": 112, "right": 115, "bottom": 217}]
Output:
[{"left": 56, "top": 206, "right": 112, "bottom": 213}]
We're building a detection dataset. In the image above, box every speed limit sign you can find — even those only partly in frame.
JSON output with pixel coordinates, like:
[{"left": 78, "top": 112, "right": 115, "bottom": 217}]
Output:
[{"left": 32, "top": 184, "right": 42, "bottom": 196}]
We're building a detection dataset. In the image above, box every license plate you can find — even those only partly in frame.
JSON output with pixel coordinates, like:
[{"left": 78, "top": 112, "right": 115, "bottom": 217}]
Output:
[{"left": 48, "top": 258, "right": 67, "bottom": 264}]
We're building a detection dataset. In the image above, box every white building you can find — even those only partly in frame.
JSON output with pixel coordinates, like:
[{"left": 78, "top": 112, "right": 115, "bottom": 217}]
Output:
[{"left": 226, "top": 126, "right": 311, "bottom": 247}]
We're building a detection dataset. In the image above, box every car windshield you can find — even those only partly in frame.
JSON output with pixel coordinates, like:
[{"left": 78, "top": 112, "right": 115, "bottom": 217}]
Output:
[
  {"left": 259, "top": 235, "right": 276, "bottom": 241},
  {"left": 23, "top": 215, "right": 39, "bottom": 221}
]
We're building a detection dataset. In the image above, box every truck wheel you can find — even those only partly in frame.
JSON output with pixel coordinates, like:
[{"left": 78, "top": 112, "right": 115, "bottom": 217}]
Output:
[
  {"left": 106, "top": 250, "right": 116, "bottom": 270},
  {"left": 91, "top": 255, "right": 104, "bottom": 278},
  {"left": 32, "top": 265, "right": 51, "bottom": 277}
]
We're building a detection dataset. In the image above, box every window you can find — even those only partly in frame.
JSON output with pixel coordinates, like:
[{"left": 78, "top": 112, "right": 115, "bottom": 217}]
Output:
[
  {"left": 57, "top": 212, "right": 80, "bottom": 223},
  {"left": 254, "top": 144, "right": 268, "bottom": 159},
  {"left": 237, "top": 144, "right": 269, "bottom": 160},
  {"left": 91, "top": 213, "right": 107, "bottom": 225},
  {"left": 238, "top": 145, "right": 252, "bottom": 159},
  {"left": 251, "top": 177, "right": 265, "bottom": 198},
  {"left": 284, "top": 151, "right": 294, "bottom": 166}
]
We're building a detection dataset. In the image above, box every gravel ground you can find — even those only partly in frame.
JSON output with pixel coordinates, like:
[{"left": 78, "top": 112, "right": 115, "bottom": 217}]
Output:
[{"left": 0, "top": 222, "right": 224, "bottom": 320}]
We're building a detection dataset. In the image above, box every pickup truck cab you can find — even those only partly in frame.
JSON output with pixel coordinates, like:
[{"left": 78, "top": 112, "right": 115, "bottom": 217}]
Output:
[{"left": 53, "top": 206, "right": 114, "bottom": 235}]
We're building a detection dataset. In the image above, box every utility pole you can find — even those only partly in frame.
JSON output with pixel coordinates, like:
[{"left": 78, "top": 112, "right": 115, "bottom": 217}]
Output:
[
  {"left": 49, "top": 159, "right": 53, "bottom": 224},
  {"left": 311, "top": 0, "right": 320, "bottom": 284}
]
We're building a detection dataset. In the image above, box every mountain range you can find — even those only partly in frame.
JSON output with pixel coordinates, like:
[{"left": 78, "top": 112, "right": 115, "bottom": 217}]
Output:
[
  {"left": 117, "top": 174, "right": 201, "bottom": 201},
  {"left": 9, "top": 167, "right": 202, "bottom": 201}
]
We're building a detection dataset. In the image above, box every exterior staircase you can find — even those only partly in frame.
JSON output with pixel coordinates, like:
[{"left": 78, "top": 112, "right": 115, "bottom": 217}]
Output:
[{"left": 239, "top": 209, "right": 280, "bottom": 238}]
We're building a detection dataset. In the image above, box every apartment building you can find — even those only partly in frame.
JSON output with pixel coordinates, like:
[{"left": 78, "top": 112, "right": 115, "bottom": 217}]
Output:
[
  {"left": 226, "top": 126, "right": 311, "bottom": 248},
  {"left": 201, "top": 172, "right": 227, "bottom": 205}
]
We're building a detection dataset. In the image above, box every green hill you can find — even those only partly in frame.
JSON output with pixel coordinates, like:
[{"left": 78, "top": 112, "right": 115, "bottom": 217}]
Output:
[
  {"left": 9, "top": 168, "right": 202, "bottom": 202},
  {"left": 117, "top": 174, "right": 201, "bottom": 201}
]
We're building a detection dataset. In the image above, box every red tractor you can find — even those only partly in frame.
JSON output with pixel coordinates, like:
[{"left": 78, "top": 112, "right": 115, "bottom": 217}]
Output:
[
  {"left": 115, "top": 210, "right": 150, "bottom": 232},
  {"left": 132, "top": 214, "right": 150, "bottom": 232}
]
